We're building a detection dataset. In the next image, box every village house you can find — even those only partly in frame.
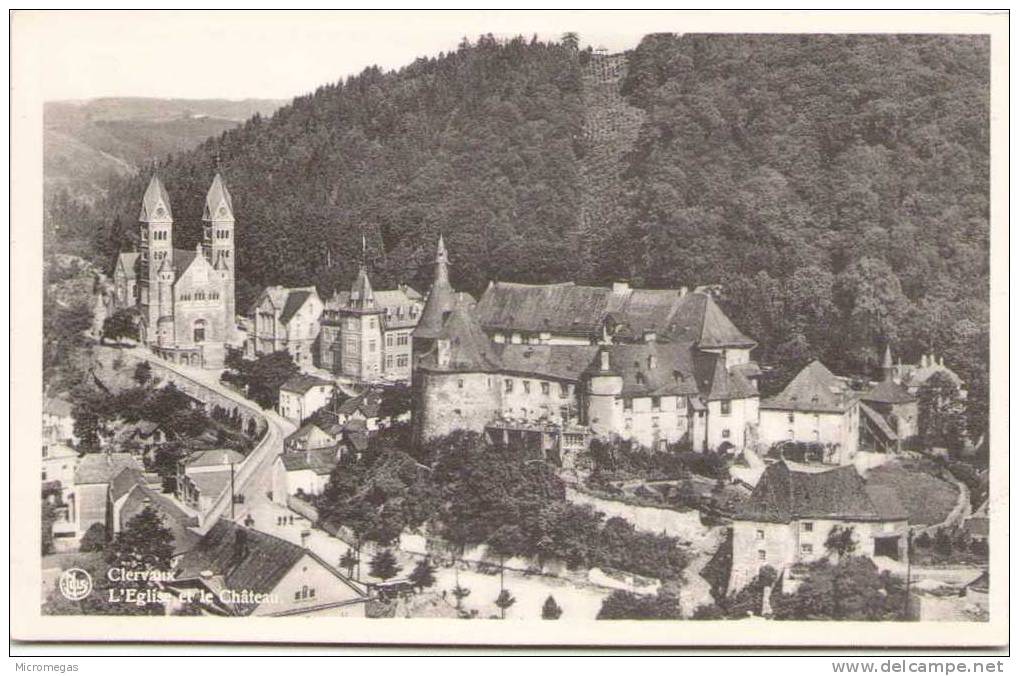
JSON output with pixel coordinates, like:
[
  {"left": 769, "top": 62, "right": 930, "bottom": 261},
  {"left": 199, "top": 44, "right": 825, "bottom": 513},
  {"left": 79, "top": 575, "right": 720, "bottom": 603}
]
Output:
[
  {"left": 891, "top": 353, "right": 967, "bottom": 399},
  {"left": 859, "top": 347, "right": 919, "bottom": 453},
  {"left": 175, "top": 449, "right": 245, "bottom": 515},
  {"left": 316, "top": 259, "right": 423, "bottom": 384},
  {"left": 168, "top": 520, "right": 368, "bottom": 617},
  {"left": 72, "top": 452, "right": 146, "bottom": 539},
  {"left": 727, "top": 460, "right": 909, "bottom": 593},
  {"left": 112, "top": 173, "right": 238, "bottom": 368},
  {"left": 758, "top": 360, "right": 860, "bottom": 465},
  {"left": 247, "top": 285, "right": 323, "bottom": 368},
  {"left": 283, "top": 420, "right": 342, "bottom": 454},
  {"left": 277, "top": 374, "right": 335, "bottom": 424},
  {"left": 108, "top": 467, "right": 200, "bottom": 553},
  {"left": 42, "top": 442, "right": 78, "bottom": 494},
  {"left": 43, "top": 396, "right": 76, "bottom": 445},
  {"left": 271, "top": 448, "right": 341, "bottom": 503}
]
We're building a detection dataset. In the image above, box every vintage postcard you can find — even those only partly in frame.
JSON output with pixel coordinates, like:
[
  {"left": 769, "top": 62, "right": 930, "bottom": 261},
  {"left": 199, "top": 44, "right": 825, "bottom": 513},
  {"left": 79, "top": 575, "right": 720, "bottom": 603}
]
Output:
[{"left": 10, "top": 10, "right": 1009, "bottom": 649}]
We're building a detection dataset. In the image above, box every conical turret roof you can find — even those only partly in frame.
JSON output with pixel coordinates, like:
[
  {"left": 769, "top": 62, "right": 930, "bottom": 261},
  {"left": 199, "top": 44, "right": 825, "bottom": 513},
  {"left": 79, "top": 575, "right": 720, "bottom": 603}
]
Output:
[
  {"left": 413, "top": 235, "right": 457, "bottom": 340},
  {"left": 348, "top": 265, "right": 375, "bottom": 309},
  {"left": 428, "top": 293, "right": 501, "bottom": 372},
  {"left": 139, "top": 175, "right": 172, "bottom": 222},
  {"left": 202, "top": 173, "right": 234, "bottom": 221}
]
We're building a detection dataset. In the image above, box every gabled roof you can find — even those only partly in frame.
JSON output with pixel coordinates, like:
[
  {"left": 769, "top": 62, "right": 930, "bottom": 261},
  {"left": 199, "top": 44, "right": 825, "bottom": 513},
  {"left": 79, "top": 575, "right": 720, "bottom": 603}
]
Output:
[
  {"left": 251, "top": 285, "right": 290, "bottom": 315},
  {"left": 859, "top": 402, "right": 897, "bottom": 442},
  {"left": 612, "top": 342, "right": 703, "bottom": 397},
  {"left": 74, "top": 453, "right": 144, "bottom": 485},
  {"left": 761, "top": 360, "right": 856, "bottom": 413},
  {"left": 417, "top": 294, "right": 502, "bottom": 373},
  {"left": 186, "top": 470, "right": 233, "bottom": 500},
  {"left": 280, "top": 373, "right": 333, "bottom": 396},
  {"left": 279, "top": 288, "right": 317, "bottom": 325},
  {"left": 861, "top": 379, "right": 916, "bottom": 405},
  {"left": 279, "top": 448, "right": 338, "bottom": 475},
  {"left": 475, "top": 282, "right": 609, "bottom": 337},
  {"left": 285, "top": 421, "right": 334, "bottom": 447},
  {"left": 171, "top": 248, "right": 198, "bottom": 276},
  {"left": 735, "top": 461, "right": 908, "bottom": 523},
  {"left": 692, "top": 351, "right": 758, "bottom": 401},
  {"left": 139, "top": 175, "right": 173, "bottom": 222},
  {"left": 185, "top": 448, "right": 245, "bottom": 468},
  {"left": 202, "top": 173, "right": 234, "bottom": 221},
  {"left": 115, "top": 252, "right": 139, "bottom": 280},
  {"left": 119, "top": 483, "right": 201, "bottom": 553},
  {"left": 336, "top": 388, "right": 383, "bottom": 419}
]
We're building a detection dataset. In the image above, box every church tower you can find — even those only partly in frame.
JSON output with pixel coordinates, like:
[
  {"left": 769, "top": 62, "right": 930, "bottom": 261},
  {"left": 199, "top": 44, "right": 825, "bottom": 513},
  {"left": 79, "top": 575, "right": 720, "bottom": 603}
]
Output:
[
  {"left": 138, "top": 174, "right": 174, "bottom": 345},
  {"left": 203, "top": 172, "right": 236, "bottom": 342}
]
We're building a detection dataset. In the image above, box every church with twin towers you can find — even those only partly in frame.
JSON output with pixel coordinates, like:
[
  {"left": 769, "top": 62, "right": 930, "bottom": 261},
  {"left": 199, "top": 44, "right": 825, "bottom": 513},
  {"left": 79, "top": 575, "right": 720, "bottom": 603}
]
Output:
[{"left": 112, "top": 172, "right": 237, "bottom": 369}]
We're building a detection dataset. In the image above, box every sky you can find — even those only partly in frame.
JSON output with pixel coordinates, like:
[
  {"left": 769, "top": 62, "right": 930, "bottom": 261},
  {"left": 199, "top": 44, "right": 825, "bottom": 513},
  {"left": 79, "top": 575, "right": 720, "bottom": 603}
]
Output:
[{"left": 19, "top": 10, "right": 682, "bottom": 103}]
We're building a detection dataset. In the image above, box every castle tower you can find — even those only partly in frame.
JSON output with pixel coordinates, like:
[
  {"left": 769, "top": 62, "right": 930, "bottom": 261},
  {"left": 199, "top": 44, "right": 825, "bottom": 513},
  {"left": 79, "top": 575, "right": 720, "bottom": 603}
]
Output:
[
  {"left": 584, "top": 346, "right": 623, "bottom": 438},
  {"left": 203, "top": 172, "right": 236, "bottom": 342},
  {"left": 412, "top": 234, "right": 458, "bottom": 355},
  {"left": 138, "top": 174, "right": 174, "bottom": 344}
]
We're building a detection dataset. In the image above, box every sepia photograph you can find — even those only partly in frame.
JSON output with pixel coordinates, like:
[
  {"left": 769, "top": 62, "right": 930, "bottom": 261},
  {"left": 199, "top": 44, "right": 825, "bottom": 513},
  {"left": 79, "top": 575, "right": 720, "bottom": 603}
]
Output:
[{"left": 9, "top": 9, "right": 1009, "bottom": 654}]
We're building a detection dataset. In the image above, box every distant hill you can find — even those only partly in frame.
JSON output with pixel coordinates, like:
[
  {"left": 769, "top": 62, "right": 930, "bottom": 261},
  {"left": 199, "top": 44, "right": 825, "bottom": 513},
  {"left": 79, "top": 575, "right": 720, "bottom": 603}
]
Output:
[{"left": 44, "top": 97, "right": 286, "bottom": 204}]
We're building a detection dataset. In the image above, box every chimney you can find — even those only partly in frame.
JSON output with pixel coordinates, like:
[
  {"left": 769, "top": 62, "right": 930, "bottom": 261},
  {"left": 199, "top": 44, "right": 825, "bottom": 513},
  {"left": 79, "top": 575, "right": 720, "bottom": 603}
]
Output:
[
  {"left": 921, "top": 355, "right": 928, "bottom": 368},
  {"left": 599, "top": 348, "right": 611, "bottom": 372},
  {"left": 436, "top": 338, "right": 451, "bottom": 368},
  {"left": 680, "top": 286, "right": 688, "bottom": 298},
  {"left": 612, "top": 280, "right": 630, "bottom": 295}
]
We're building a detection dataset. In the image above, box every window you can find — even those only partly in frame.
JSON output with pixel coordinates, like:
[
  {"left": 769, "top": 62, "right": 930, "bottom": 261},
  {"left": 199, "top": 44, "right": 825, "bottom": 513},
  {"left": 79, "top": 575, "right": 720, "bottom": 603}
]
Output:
[
  {"left": 801, "top": 544, "right": 813, "bottom": 556},
  {"left": 368, "top": 340, "right": 376, "bottom": 353},
  {"left": 651, "top": 396, "right": 661, "bottom": 411},
  {"left": 523, "top": 381, "right": 531, "bottom": 394},
  {"left": 193, "top": 319, "right": 207, "bottom": 343},
  {"left": 294, "top": 591, "right": 301, "bottom": 601},
  {"left": 505, "top": 379, "right": 514, "bottom": 393},
  {"left": 758, "top": 550, "right": 767, "bottom": 562},
  {"left": 559, "top": 383, "right": 569, "bottom": 398},
  {"left": 652, "top": 417, "right": 660, "bottom": 428},
  {"left": 458, "top": 379, "right": 464, "bottom": 389},
  {"left": 802, "top": 522, "right": 813, "bottom": 532},
  {"left": 369, "top": 318, "right": 376, "bottom": 330},
  {"left": 756, "top": 529, "right": 765, "bottom": 541},
  {"left": 788, "top": 412, "right": 795, "bottom": 423},
  {"left": 386, "top": 334, "right": 394, "bottom": 347},
  {"left": 541, "top": 382, "right": 550, "bottom": 396},
  {"left": 623, "top": 398, "right": 633, "bottom": 411},
  {"left": 721, "top": 428, "right": 730, "bottom": 439},
  {"left": 397, "top": 333, "right": 409, "bottom": 346},
  {"left": 624, "top": 419, "right": 632, "bottom": 430},
  {"left": 721, "top": 400, "right": 731, "bottom": 416},
  {"left": 385, "top": 355, "right": 393, "bottom": 369},
  {"left": 397, "top": 355, "right": 408, "bottom": 368}
]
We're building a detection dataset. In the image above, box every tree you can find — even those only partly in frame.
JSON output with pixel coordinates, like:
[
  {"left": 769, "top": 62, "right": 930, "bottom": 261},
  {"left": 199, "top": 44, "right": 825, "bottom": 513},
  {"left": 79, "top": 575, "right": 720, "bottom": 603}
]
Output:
[
  {"left": 106, "top": 506, "right": 174, "bottom": 574},
  {"left": 41, "top": 502, "right": 57, "bottom": 555},
  {"left": 102, "top": 308, "right": 138, "bottom": 345},
  {"left": 824, "top": 525, "right": 857, "bottom": 560},
  {"left": 133, "top": 361, "right": 152, "bottom": 386},
  {"left": 451, "top": 583, "right": 472, "bottom": 612},
  {"left": 378, "top": 384, "right": 413, "bottom": 422},
  {"left": 78, "top": 523, "right": 107, "bottom": 553},
  {"left": 596, "top": 591, "right": 682, "bottom": 620},
  {"left": 339, "top": 550, "right": 359, "bottom": 579},
  {"left": 771, "top": 556, "right": 906, "bottom": 621},
  {"left": 220, "top": 351, "right": 299, "bottom": 409},
  {"left": 917, "top": 371, "right": 967, "bottom": 450},
  {"left": 541, "top": 594, "right": 563, "bottom": 620},
  {"left": 408, "top": 558, "right": 437, "bottom": 592},
  {"left": 368, "top": 548, "right": 401, "bottom": 582},
  {"left": 494, "top": 588, "right": 516, "bottom": 619}
]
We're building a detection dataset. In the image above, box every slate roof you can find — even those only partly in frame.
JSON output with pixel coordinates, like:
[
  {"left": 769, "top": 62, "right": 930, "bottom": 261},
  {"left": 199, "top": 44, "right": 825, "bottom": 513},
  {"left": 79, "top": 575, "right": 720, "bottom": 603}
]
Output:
[
  {"left": 285, "top": 421, "right": 336, "bottom": 449},
  {"left": 336, "top": 389, "right": 383, "bottom": 418},
  {"left": 186, "top": 470, "right": 232, "bottom": 500},
  {"left": 495, "top": 344, "right": 599, "bottom": 383},
  {"left": 860, "top": 402, "right": 897, "bottom": 442},
  {"left": 900, "top": 362, "right": 964, "bottom": 389},
  {"left": 612, "top": 342, "right": 703, "bottom": 397},
  {"left": 417, "top": 293, "right": 502, "bottom": 373},
  {"left": 761, "top": 360, "right": 856, "bottom": 413},
  {"left": 279, "top": 448, "right": 338, "bottom": 475},
  {"left": 172, "top": 248, "right": 198, "bottom": 276},
  {"left": 185, "top": 449, "right": 245, "bottom": 468},
  {"left": 202, "top": 173, "right": 234, "bottom": 221},
  {"left": 139, "top": 175, "right": 172, "bottom": 221},
  {"left": 861, "top": 379, "right": 916, "bottom": 405},
  {"left": 251, "top": 285, "right": 290, "bottom": 315},
  {"left": 348, "top": 265, "right": 375, "bottom": 309},
  {"left": 119, "top": 483, "right": 201, "bottom": 553},
  {"left": 74, "top": 453, "right": 144, "bottom": 485},
  {"left": 693, "top": 351, "right": 758, "bottom": 401},
  {"left": 279, "top": 288, "right": 317, "bottom": 325},
  {"left": 280, "top": 373, "right": 333, "bottom": 395},
  {"left": 414, "top": 235, "right": 457, "bottom": 340},
  {"left": 326, "top": 285, "right": 422, "bottom": 328},
  {"left": 474, "top": 283, "right": 756, "bottom": 348},
  {"left": 735, "top": 461, "right": 908, "bottom": 523}
]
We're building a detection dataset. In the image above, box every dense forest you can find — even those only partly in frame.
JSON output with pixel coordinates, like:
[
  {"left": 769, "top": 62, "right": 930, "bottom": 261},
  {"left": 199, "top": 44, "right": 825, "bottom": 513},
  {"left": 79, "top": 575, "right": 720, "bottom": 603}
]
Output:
[{"left": 44, "top": 34, "right": 990, "bottom": 436}]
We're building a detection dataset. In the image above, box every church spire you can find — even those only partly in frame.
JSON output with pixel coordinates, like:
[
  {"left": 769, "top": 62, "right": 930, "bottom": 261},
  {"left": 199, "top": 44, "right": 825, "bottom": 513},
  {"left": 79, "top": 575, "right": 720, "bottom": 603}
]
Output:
[
  {"left": 435, "top": 233, "right": 449, "bottom": 286},
  {"left": 412, "top": 234, "right": 458, "bottom": 343},
  {"left": 881, "top": 344, "right": 894, "bottom": 382},
  {"left": 139, "top": 174, "right": 172, "bottom": 222}
]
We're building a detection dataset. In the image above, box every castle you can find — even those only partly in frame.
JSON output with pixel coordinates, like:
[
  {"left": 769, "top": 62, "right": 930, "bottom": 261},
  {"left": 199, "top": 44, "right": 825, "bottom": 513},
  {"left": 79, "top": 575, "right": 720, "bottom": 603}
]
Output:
[
  {"left": 412, "top": 237, "right": 763, "bottom": 460},
  {"left": 113, "top": 173, "right": 237, "bottom": 369}
]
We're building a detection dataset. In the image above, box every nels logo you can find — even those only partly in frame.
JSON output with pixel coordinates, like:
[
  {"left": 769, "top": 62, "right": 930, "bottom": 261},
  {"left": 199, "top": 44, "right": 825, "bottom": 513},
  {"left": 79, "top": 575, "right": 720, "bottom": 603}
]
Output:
[{"left": 58, "top": 568, "right": 93, "bottom": 601}]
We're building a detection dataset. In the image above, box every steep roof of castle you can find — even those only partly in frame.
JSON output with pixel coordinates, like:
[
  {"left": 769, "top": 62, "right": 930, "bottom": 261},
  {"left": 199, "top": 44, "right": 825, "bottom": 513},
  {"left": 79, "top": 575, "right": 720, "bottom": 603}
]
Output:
[
  {"left": 761, "top": 360, "right": 856, "bottom": 413},
  {"left": 610, "top": 342, "right": 702, "bottom": 397},
  {"left": 861, "top": 379, "right": 916, "bottom": 405},
  {"left": 414, "top": 235, "right": 459, "bottom": 340},
  {"left": 736, "top": 461, "right": 908, "bottom": 523},
  {"left": 693, "top": 351, "right": 759, "bottom": 401},
  {"left": 139, "top": 175, "right": 173, "bottom": 222},
  {"left": 202, "top": 173, "right": 234, "bottom": 221},
  {"left": 475, "top": 282, "right": 608, "bottom": 337},
  {"left": 418, "top": 293, "right": 502, "bottom": 373},
  {"left": 496, "top": 344, "right": 599, "bottom": 383}
]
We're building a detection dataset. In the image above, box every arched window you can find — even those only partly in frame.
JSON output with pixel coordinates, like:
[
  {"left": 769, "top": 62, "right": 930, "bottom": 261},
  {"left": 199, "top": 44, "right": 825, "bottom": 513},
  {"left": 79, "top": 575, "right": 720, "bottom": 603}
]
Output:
[{"left": 193, "top": 319, "right": 207, "bottom": 343}]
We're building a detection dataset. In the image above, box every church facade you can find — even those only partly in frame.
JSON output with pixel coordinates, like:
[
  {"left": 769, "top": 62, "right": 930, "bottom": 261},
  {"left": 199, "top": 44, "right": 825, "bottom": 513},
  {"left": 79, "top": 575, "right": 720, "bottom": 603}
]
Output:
[{"left": 112, "top": 174, "right": 237, "bottom": 369}]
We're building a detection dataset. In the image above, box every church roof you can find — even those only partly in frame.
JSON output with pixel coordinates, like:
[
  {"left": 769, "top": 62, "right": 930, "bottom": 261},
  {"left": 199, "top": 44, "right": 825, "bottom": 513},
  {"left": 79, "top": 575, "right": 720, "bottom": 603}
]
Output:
[
  {"left": 761, "top": 360, "right": 856, "bottom": 413},
  {"left": 202, "top": 173, "right": 234, "bottom": 221},
  {"left": 735, "top": 461, "right": 908, "bottom": 523},
  {"left": 139, "top": 175, "right": 172, "bottom": 222},
  {"left": 115, "top": 252, "right": 139, "bottom": 280},
  {"left": 861, "top": 379, "right": 916, "bottom": 405}
]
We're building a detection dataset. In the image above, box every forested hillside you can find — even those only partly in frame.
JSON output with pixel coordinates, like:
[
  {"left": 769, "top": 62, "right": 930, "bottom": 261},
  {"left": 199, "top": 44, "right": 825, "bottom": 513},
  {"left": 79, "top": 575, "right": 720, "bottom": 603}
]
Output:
[{"left": 46, "top": 34, "right": 989, "bottom": 434}]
